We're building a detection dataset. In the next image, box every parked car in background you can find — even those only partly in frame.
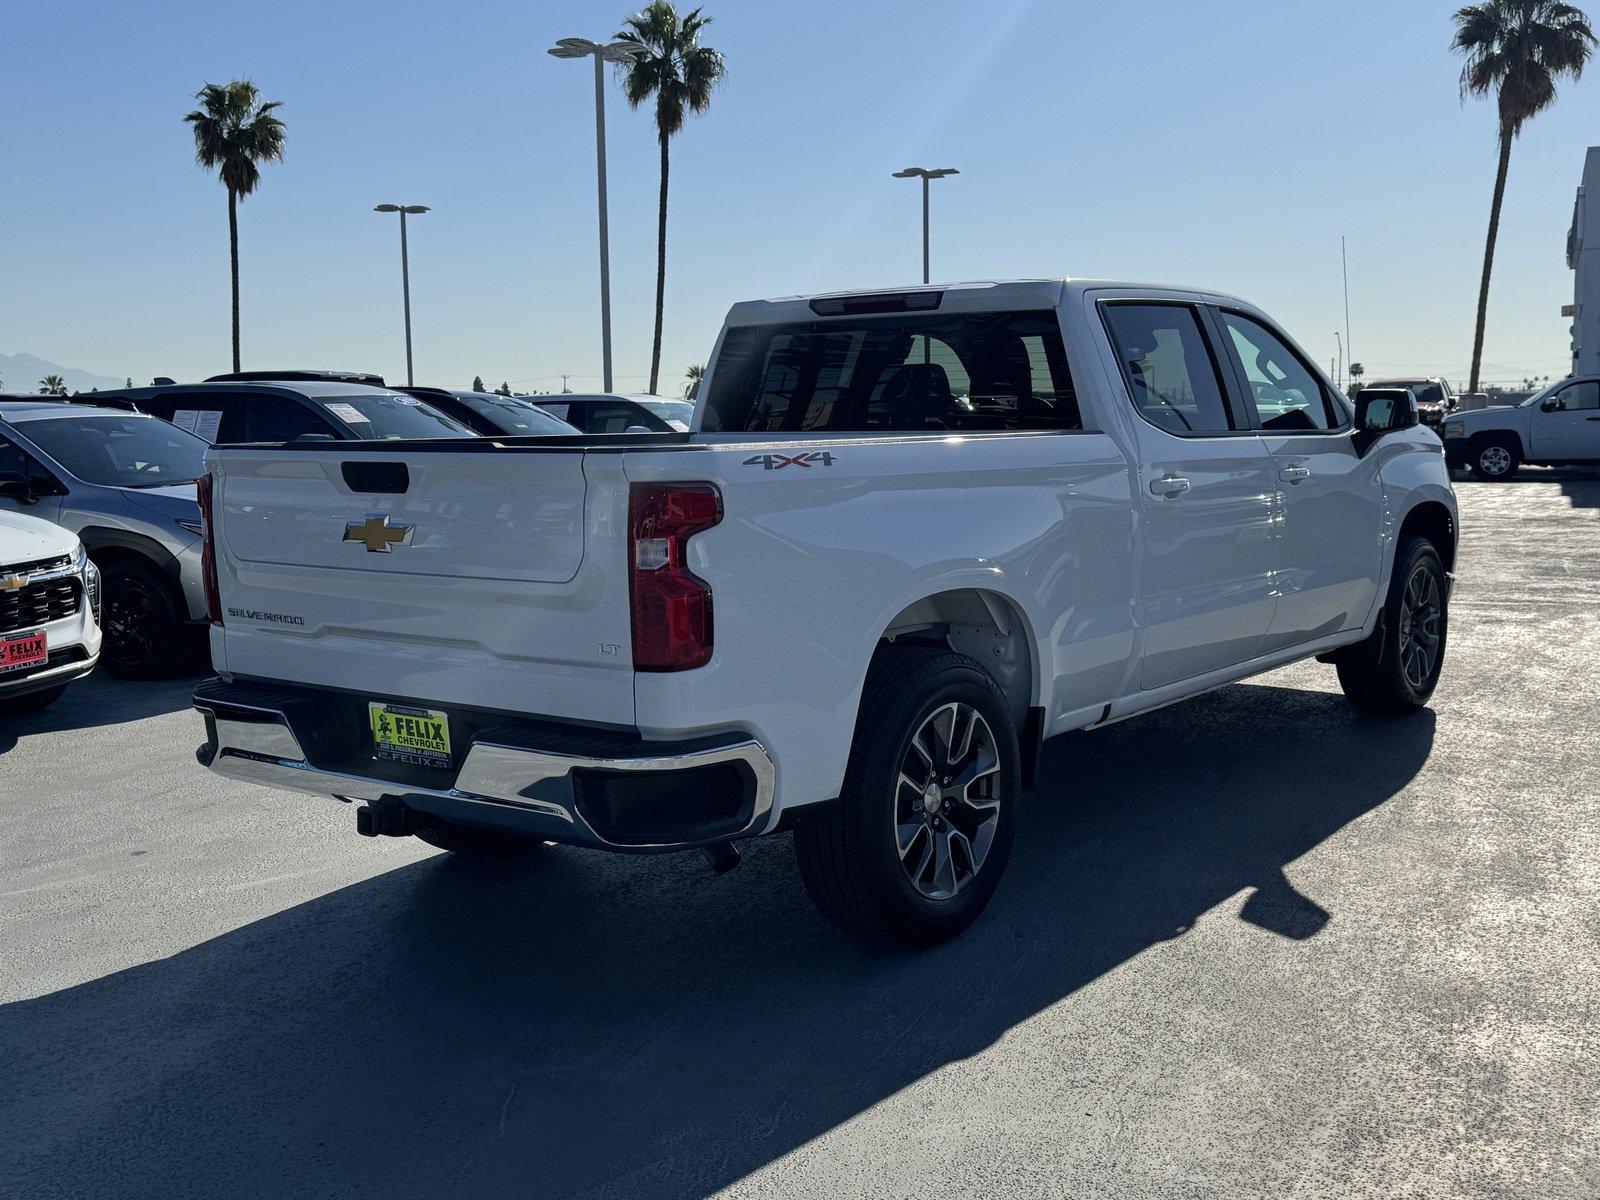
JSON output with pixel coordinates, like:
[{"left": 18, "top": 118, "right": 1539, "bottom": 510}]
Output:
[
  {"left": 205, "top": 369, "right": 387, "bottom": 386},
  {"left": 1366, "top": 376, "right": 1457, "bottom": 428},
  {"left": 86, "top": 382, "right": 477, "bottom": 444},
  {"left": 192, "top": 279, "right": 1456, "bottom": 947},
  {"left": 0, "top": 510, "right": 100, "bottom": 713},
  {"left": 1443, "top": 375, "right": 1600, "bottom": 478},
  {"left": 0, "top": 402, "right": 205, "bottom": 677},
  {"left": 631, "top": 397, "right": 694, "bottom": 430},
  {"left": 396, "top": 388, "right": 581, "bottom": 437},
  {"left": 531, "top": 394, "right": 679, "bottom": 433}
]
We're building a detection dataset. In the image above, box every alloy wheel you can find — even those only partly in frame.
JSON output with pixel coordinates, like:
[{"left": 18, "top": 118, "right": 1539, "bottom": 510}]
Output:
[
  {"left": 1478, "top": 445, "right": 1511, "bottom": 477},
  {"left": 894, "top": 701, "right": 1002, "bottom": 900},
  {"left": 105, "top": 577, "right": 162, "bottom": 671},
  {"left": 1397, "top": 564, "right": 1443, "bottom": 691}
]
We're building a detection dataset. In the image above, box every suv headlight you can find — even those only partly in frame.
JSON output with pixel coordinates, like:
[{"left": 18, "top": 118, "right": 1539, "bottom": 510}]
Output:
[
  {"left": 1442, "top": 421, "right": 1465, "bottom": 439},
  {"left": 77, "top": 544, "right": 102, "bottom": 623}
]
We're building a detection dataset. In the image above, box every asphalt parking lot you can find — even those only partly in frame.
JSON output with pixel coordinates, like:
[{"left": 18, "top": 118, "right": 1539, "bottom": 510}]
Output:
[{"left": 4, "top": 470, "right": 1597, "bottom": 1200}]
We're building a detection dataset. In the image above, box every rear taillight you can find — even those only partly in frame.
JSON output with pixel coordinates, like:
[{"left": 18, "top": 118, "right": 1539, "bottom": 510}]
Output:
[
  {"left": 196, "top": 472, "right": 222, "bottom": 625},
  {"left": 629, "top": 482, "right": 722, "bottom": 671}
]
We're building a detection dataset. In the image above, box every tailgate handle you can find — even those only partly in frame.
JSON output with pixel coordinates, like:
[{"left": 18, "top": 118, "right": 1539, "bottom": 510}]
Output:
[{"left": 341, "top": 461, "right": 410, "bottom": 494}]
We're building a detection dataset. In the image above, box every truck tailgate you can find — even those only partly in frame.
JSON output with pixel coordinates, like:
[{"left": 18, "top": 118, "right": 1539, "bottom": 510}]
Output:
[{"left": 208, "top": 445, "right": 636, "bottom": 727}]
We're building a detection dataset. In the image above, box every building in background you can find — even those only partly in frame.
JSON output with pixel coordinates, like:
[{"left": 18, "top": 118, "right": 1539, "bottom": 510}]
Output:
[{"left": 1569, "top": 146, "right": 1599, "bottom": 377}]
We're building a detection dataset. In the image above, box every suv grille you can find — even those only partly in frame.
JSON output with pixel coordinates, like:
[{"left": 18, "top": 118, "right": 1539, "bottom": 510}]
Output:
[{"left": 1, "top": 575, "right": 81, "bottom": 635}]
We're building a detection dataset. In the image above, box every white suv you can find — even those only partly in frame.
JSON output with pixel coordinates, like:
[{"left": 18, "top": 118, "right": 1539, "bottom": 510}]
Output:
[{"left": 0, "top": 511, "right": 100, "bottom": 713}]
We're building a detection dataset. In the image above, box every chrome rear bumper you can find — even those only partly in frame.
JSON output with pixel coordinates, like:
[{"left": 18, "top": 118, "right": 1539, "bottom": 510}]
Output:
[{"left": 194, "top": 681, "right": 775, "bottom": 851}]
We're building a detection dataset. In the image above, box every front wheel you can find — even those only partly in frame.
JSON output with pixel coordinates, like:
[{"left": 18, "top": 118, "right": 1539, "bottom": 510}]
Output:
[
  {"left": 100, "top": 558, "right": 186, "bottom": 679},
  {"left": 794, "top": 646, "right": 1020, "bottom": 948},
  {"left": 1471, "top": 438, "right": 1520, "bottom": 481},
  {"left": 1336, "top": 536, "right": 1448, "bottom": 713}
]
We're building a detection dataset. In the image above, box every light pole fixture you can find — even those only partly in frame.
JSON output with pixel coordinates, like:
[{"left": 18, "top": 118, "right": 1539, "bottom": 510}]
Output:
[
  {"left": 549, "top": 36, "right": 647, "bottom": 393},
  {"left": 892, "top": 166, "right": 959, "bottom": 285},
  {"left": 374, "top": 204, "right": 430, "bottom": 386}
]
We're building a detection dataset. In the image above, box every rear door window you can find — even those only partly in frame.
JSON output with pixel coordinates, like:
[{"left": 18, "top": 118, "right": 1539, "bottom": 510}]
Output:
[
  {"left": 1100, "top": 303, "right": 1235, "bottom": 435},
  {"left": 147, "top": 392, "right": 247, "bottom": 443},
  {"left": 702, "top": 310, "right": 1080, "bottom": 433}
]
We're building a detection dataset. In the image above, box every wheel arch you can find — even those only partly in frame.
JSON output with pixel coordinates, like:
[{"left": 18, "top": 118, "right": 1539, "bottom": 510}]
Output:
[
  {"left": 1468, "top": 427, "right": 1524, "bottom": 461},
  {"left": 1397, "top": 500, "right": 1457, "bottom": 574},
  {"left": 875, "top": 587, "right": 1040, "bottom": 734},
  {"left": 79, "top": 527, "right": 191, "bottom": 614}
]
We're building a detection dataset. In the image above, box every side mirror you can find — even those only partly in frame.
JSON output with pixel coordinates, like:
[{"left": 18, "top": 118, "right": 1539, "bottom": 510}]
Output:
[
  {"left": 0, "top": 472, "right": 35, "bottom": 503},
  {"left": 1355, "top": 392, "right": 1418, "bottom": 436},
  {"left": 1541, "top": 396, "right": 1563, "bottom": 412}
]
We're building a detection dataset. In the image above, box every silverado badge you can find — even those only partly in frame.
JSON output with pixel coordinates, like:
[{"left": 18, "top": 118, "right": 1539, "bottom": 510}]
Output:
[
  {"left": 0, "top": 574, "right": 27, "bottom": 592},
  {"left": 342, "top": 514, "right": 416, "bottom": 553}
]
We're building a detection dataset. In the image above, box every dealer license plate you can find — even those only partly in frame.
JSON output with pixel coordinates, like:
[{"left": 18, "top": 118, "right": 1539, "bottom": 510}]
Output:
[
  {"left": 0, "top": 628, "right": 47, "bottom": 674},
  {"left": 368, "top": 701, "right": 452, "bottom": 770}
]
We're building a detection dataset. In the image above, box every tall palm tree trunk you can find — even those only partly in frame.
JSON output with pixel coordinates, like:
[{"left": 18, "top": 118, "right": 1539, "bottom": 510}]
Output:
[
  {"left": 649, "top": 133, "right": 669, "bottom": 395},
  {"left": 228, "top": 188, "right": 241, "bottom": 372},
  {"left": 1469, "top": 123, "right": 1513, "bottom": 394}
]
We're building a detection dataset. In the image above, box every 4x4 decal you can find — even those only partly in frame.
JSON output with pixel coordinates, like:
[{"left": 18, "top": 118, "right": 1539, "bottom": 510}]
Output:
[{"left": 742, "top": 451, "right": 837, "bottom": 470}]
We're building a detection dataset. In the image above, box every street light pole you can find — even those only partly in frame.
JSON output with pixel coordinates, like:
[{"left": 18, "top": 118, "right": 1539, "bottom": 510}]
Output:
[
  {"left": 892, "top": 166, "right": 959, "bottom": 285},
  {"left": 550, "top": 37, "right": 646, "bottom": 394},
  {"left": 374, "top": 204, "right": 430, "bottom": 386}
]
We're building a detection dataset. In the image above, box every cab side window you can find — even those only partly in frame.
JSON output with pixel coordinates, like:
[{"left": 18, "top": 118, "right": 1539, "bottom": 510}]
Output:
[
  {"left": 148, "top": 392, "right": 247, "bottom": 443},
  {"left": 1221, "top": 313, "right": 1341, "bottom": 432},
  {"left": 1554, "top": 381, "right": 1599, "bottom": 411},
  {"left": 1101, "top": 303, "right": 1235, "bottom": 435},
  {"left": 246, "top": 395, "right": 338, "bottom": 442}
]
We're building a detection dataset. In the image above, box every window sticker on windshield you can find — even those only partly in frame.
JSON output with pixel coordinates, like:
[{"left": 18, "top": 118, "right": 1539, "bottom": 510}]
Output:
[
  {"left": 392, "top": 396, "right": 421, "bottom": 406},
  {"left": 326, "top": 402, "right": 370, "bottom": 423},
  {"left": 172, "top": 409, "right": 223, "bottom": 441}
]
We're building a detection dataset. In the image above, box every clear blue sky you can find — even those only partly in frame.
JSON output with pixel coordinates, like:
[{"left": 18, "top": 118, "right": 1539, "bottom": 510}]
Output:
[{"left": 1, "top": 0, "right": 1593, "bottom": 393}]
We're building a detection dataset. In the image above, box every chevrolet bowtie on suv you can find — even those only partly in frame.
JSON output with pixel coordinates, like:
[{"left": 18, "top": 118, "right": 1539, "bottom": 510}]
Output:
[
  {"left": 192, "top": 280, "right": 1458, "bottom": 947},
  {"left": 0, "top": 510, "right": 100, "bottom": 713}
]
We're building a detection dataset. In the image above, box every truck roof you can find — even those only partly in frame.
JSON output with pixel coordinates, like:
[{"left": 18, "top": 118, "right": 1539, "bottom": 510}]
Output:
[{"left": 727, "top": 278, "right": 1253, "bottom": 326}]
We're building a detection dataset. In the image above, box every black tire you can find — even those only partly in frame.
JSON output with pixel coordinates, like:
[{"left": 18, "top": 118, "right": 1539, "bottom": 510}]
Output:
[
  {"left": 415, "top": 823, "right": 544, "bottom": 857},
  {"left": 99, "top": 558, "right": 186, "bottom": 679},
  {"left": 794, "top": 645, "right": 1021, "bottom": 948},
  {"left": 1470, "top": 436, "right": 1520, "bottom": 481},
  {"left": 0, "top": 684, "right": 68, "bottom": 715},
  {"left": 1336, "top": 536, "right": 1448, "bottom": 714}
]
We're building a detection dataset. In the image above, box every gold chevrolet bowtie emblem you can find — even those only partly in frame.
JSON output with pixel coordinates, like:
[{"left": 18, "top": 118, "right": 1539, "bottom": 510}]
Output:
[
  {"left": 342, "top": 514, "right": 416, "bottom": 553},
  {"left": 0, "top": 574, "right": 26, "bottom": 592}
]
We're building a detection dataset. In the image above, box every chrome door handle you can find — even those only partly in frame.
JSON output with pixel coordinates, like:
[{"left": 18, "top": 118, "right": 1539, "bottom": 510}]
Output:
[
  {"left": 1278, "top": 465, "right": 1312, "bottom": 483},
  {"left": 1149, "top": 474, "right": 1191, "bottom": 498}
]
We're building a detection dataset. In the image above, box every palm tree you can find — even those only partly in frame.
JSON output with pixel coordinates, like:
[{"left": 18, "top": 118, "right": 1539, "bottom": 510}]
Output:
[
  {"left": 39, "top": 375, "right": 67, "bottom": 396},
  {"left": 684, "top": 361, "right": 705, "bottom": 398},
  {"left": 184, "top": 81, "right": 287, "bottom": 373},
  {"left": 616, "top": 3, "right": 726, "bottom": 395},
  {"left": 1452, "top": 2, "right": 1594, "bottom": 392}
]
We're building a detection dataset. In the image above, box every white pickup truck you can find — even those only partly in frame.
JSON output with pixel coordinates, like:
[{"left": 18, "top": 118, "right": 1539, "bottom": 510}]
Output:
[{"left": 193, "top": 280, "right": 1457, "bottom": 946}]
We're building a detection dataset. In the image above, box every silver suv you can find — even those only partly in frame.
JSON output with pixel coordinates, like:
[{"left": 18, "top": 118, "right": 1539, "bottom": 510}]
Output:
[{"left": 0, "top": 401, "right": 208, "bottom": 677}]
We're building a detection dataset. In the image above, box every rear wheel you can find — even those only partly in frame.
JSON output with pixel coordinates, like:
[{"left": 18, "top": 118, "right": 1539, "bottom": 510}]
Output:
[
  {"left": 100, "top": 558, "right": 186, "bottom": 679},
  {"left": 1471, "top": 437, "right": 1520, "bottom": 480},
  {"left": 415, "top": 823, "right": 545, "bottom": 857},
  {"left": 794, "top": 646, "right": 1020, "bottom": 948},
  {"left": 1336, "top": 536, "right": 1448, "bottom": 713}
]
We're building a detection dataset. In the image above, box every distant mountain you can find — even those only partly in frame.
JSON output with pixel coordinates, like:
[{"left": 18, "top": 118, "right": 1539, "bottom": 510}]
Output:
[{"left": 0, "top": 351, "right": 126, "bottom": 396}]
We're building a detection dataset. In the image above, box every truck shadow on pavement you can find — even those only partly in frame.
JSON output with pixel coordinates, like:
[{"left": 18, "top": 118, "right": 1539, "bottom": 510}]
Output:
[
  {"left": 0, "top": 672, "right": 199, "bottom": 755},
  {"left": 3, "top": 682, "right": 1434, "bottom": 1200}
]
